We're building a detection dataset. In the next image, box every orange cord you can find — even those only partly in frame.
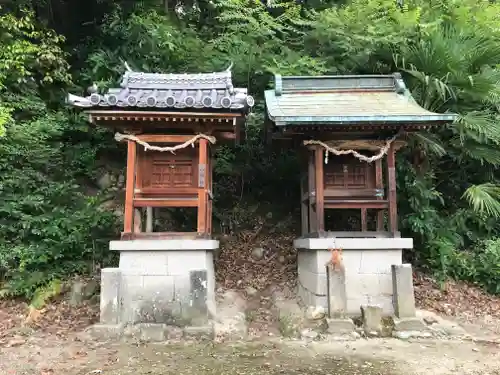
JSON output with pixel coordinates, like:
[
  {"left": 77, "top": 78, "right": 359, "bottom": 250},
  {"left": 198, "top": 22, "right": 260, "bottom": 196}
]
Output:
[{"left": 328, "top": 247, "right": 344, "bottom": 272}]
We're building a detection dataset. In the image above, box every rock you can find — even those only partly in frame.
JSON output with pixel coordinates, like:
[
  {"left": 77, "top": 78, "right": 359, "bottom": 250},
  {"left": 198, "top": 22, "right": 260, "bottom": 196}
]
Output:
[
  {"left": 361, "top": 305, "right": 383, "bottom": 335},
  {"left": 278, "top": 255, "right": 286, "bottom": 263},
  {"left": 393, "top": 330, "right": 433, "bottom": 340},
  {"left": 393, "top": 317, "right": 428, "bottom": 332},
  {"left": 306, "top": 306, "right": 326, "bottom": 320},
  {"left": 251, "top": 247, "right": 265, "bottom": 260},
  {"left": 423, "top": 316, "right": 438, "bottom": 325},
  {"left": 69, "top": 281, "right": 85, "bottom": 306},
  {"left": 183, "top": 325, "right": 214, "bottom": 340},
  {"left": 117, "top": 174, "right": 125, "bottom": 188},
  {"left": 83, "top": 279, "right": 99, "bottom": 298},
  {"left": 97, "top": 173, "right": 113, "bottom": 190},
  {"left": 327, "top": 318, "right": 356, "bottom": 334},
  {"left": 86, "top": 324, "right": 124, "bottom": 341},
  {"left": 70, "top": 280, "right": 99, "bottom": 306},
  {"left": 430, "top": 322, "right": 467, "bottom": 337},
  {"left": 7, "top": 337, "right": 26, "bottom": 347},
  {"left": 165, "top": 326, "right": 183, "bottom": 340},
  {"left": 245, "top": 286, "right": 258, "bottom": 296},
  {"left": 137, "top": 323, "right": 167, "bottom": 342},
  {"left": 300, "top": 328, "right": 319, "bottom": 340}
]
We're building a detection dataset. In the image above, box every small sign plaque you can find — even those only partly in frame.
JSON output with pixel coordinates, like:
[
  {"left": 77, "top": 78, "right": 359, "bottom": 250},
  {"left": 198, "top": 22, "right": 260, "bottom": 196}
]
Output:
[{"left": 198, "top": 164, "right": 206, "bottom": 188}]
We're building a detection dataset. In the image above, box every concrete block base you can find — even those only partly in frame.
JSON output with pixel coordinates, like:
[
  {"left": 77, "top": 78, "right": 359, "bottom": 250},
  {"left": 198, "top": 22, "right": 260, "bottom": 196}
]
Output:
[
  {"left": 295, "top": 237, "right": 413, "bottom": 316},
  {"left": 393, "top": 317, "right": 428, "bottom": 332},
  {"left": 86, "top": 324, "right": 124, "bottom": 340},
  {"left": 326, "top": 318, "right": 356, "bottom": 334},
  {"left": 87, "top": 322, "right": 214, "bottom": 342},
  {"left": 99, "top": 239, "right": 218, "bottom": 330}
]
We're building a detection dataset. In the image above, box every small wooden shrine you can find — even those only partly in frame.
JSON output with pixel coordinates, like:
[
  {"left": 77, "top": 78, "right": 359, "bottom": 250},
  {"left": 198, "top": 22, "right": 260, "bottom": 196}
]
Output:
[
  {"left": 68, "top": 64, "right": 254, "bottom": 240},
  {"left": 265, "top": 73, "right": 456, "bottom": 237}
]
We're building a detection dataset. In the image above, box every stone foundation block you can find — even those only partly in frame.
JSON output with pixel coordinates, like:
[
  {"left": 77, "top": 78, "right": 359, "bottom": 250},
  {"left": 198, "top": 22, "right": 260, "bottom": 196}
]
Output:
[
  {"left": 392, "top": 264, "right": 417, "bottom": 318},
  {"left": 295, "top": 237, "right": 412, "bottom": 316},
  {"left": 361, "top": 305, "right": 383, "bottom": 336},
  {"left": 183, "top": 325, "right": 214, "bottom": 340},
  {"left": 326, "top": 318, "right": 356, "bottom": 334},
  {"left": 136, "top": 323, "right": 168, "bottom": 342},
  {"left": 393, "top": 317, "right": 428, "bottom": 332},
  {"left": 100, "top": 268, "right": 121, "bottom": 324},
  {"left": 101, "top": 239, "right": 217, "bottom": 330},
  {"left": 86, "top": 324, "right": 124, "bottom": 340}
]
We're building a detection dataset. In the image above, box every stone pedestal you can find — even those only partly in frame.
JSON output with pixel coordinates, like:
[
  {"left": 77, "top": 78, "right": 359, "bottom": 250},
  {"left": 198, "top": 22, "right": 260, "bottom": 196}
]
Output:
[
  {"left": 294, "top": 237, "right": 413, "bottom": 316},
  {"left": 99, "top": 239, "right": 217, "bottom": 329}
]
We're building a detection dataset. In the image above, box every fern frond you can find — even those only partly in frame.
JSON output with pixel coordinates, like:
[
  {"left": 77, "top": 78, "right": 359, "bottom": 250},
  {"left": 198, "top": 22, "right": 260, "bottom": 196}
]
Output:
[{"left": 462, "top": 183, "right": 500, "bottom": 218}]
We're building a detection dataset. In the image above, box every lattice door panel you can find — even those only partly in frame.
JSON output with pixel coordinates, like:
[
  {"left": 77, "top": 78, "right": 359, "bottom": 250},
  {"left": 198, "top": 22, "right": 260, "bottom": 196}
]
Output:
[
  {"left": 151, "top": 159, "right": 194, "bottom": 188},
  {"left": 138, "top": 148, "right": 198, "bottom": 189},
  {"left": 324, "top": 155, "right": 374, "bottom": 189}
]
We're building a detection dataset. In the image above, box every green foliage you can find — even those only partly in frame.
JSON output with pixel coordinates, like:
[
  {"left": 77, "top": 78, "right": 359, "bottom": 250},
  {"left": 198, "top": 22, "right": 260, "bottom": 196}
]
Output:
[
  {"left": 0, "top": 10, "right": 117, "bottom": 298},
  {"left": 0, "top": 112, "right": 118, "bottom": 298},
  {"left": 2, "top": 0, "right": 500, "bottom": 298},
  {"left": 447, "top": 239, "right": 500, "bottom": 295}
]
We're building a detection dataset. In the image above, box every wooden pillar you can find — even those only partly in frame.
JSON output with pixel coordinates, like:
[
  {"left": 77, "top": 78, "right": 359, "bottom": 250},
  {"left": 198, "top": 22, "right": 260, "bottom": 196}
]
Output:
[
  {"left": 197, "top": 139, "right": 208, "bottom": 235},
  {"left": 146, "top": 207, "right": 153, "bottom": 232},
  {"left": 314, "top": 146, "right": 325, "bottom": 233},
  {"left": 375, "top": 158, "right": 385, "bottom": 231},
  {"left": 206, "top": 154, "right": 213, "bottom": 236},
  {"left": 124, "top": 140, "right": 137, "bottom": 234},
  {"left": 361, "top": 208, "right": 368, "bottom": 231},
  {"left": 300, "top": 173, "right": 309, "bottom": 236},
  {"left": 387, "top": 143, "right": 398, "bottom": 233},
  {"left": 308, "top": 149, "right": 317, "bottom": 233}
]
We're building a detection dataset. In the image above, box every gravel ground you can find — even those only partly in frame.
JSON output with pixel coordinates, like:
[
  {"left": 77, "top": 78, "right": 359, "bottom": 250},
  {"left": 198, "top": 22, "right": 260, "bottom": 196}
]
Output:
[{"left": 1, "top": 334, "right": 499, "bottom": 375}]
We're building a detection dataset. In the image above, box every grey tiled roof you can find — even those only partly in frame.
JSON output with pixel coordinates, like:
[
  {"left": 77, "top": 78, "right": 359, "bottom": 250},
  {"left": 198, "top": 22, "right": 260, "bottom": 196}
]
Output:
[
  {"left": 67, "top": 65, "right": 254, "bottom": 113},
  {"left": 264, "top": 73, "right": 457, "bottom": 126}
]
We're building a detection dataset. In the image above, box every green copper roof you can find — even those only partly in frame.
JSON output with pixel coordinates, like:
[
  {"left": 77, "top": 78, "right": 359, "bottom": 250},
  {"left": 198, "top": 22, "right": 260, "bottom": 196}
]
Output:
[{"left": 264, "top": 73, "right": 457, "bottom": 126}]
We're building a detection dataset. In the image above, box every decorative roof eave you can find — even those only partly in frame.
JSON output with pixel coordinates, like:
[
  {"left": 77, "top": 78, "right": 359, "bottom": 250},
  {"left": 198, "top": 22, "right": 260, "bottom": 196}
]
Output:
[
  {"left": 85, "top": 110, "right": 243, "bottom": 125},
  {"left": 273, "top": 73, "right": 407, "bottom": 96},
  {"left": 272, "top": 114, "right": 457, "bottom": 127},
  {"left": 67, "top": 63, "right": 254, "bottom": 114}
]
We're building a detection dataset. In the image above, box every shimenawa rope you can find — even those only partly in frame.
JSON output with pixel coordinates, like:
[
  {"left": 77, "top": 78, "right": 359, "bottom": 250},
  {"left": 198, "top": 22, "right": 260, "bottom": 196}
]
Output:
[
  {"left": 303, "top": 134, "right": 398, "bottom": 164},
  {"left": 114, "top": 132, "right": 216, "bottom": 153}
]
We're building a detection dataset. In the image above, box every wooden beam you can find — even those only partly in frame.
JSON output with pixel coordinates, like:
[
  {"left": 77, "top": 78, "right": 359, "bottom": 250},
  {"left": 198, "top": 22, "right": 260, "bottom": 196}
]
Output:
[
  {"left": 87, "top": 110, "right": 243, "bottom": 118},
  {"left": 325, "top": 201, "right": 389, "bottom": 209},
  {"left": 300, "top": 173, "right": 309, "bottom": 236},
  {"left": 121, "top": 231, "right": 210, "bottom": 240},
  {"left": 206, "top": 155, "right": 213, "bottom": 235},
  {"left": 134, "top": 187, "right": 199, "bottom": 196},
  {"left": 135, "top": 134, "right": 201, "bottom": 143},
  {"left": 314, "top": 146, "right": 325, "bottom": 232},
  {"left": 133, "top": 133, "right": 236, "bottom": 144},
  {"left": 387, "top": 143, "right": 398, "bottom": 232},
  {"left": 197, "top": 138, "right": 208, "bottom": 234},
  {"left": 308, "top": 150, "right": 317, "bottom": 233},
  {"left": 133, "top": 198, "right": 198, "bottom": 208},
  {"left": 123, "top": 140, "right": 137, "bottom": 233},
  {"left": 375, "top": 159, "right": 385, "bottom": 231}
]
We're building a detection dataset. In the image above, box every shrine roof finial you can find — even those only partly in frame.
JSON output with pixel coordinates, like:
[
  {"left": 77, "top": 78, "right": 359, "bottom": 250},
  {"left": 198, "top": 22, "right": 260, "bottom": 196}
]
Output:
[
  {"left": 265, "top": 72, "right": 457, "bottom": 127},
  {"left": 67, "top": 64, "right": 254, "bottom": 113}
]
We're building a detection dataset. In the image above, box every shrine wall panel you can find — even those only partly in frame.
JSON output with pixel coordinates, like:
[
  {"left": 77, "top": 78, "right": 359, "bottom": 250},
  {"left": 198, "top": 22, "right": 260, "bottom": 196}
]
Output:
[{"left": 137, "top": 148, "right": 199, "bottom": 190}]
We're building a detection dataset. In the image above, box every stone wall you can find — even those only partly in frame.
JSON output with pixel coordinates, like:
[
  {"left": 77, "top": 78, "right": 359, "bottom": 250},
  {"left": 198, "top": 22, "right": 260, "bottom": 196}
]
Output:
[
  {"left": 100, "top": 240, "right": 217, "bottom": 327},
  {"left": 295, "top": 238, "right": 412, "bottom": 316}
]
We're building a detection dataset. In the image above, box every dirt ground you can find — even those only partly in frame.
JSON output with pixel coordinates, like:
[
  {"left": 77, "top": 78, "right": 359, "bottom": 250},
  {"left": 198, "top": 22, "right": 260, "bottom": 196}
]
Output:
[
  {"left": 1, "top": 331, "right": 500, "bottom": 375},
  {"left": 2, "top": 233, "right": 500, "bottom": 375}
]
